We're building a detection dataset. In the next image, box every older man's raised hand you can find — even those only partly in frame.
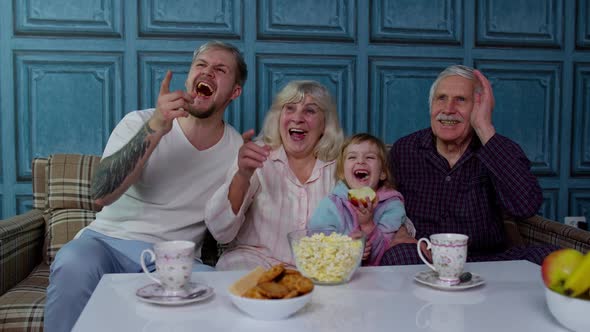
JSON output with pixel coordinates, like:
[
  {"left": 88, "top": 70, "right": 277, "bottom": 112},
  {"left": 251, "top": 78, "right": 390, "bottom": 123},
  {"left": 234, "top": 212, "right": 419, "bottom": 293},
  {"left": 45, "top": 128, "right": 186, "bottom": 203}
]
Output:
[{"left": 471, "top": 70, "right": 496, "bottom": 144}]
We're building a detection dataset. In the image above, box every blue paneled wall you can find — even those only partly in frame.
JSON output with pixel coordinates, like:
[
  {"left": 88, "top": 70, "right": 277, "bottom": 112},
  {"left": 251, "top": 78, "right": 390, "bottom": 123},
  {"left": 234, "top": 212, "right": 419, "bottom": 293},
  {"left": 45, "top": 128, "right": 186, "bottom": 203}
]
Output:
[{"left": 1, "top": 0, "right": 590, "bottom": 224}]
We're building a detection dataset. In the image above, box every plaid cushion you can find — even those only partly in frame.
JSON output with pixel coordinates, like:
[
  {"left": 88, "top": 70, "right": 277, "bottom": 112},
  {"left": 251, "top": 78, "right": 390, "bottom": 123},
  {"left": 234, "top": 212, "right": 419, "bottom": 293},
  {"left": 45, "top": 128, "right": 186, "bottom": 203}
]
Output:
[
  {"left": 0, "top": 210, "right": 44, "bottom": 297},
  {"left": 0, "top": 263, "right": 48, "bottom": 332},
  {"left": 32, "top": 158, "right": 48, "bottom": 210},
  {"left": 44, "top": 209, "right": 96, "bottom": 265},
  {"left": 518, "top": 215, "right": 590, "bottom": 253},
  {"left": 46, "top": 154, "right": 101, "bottom": 212}
]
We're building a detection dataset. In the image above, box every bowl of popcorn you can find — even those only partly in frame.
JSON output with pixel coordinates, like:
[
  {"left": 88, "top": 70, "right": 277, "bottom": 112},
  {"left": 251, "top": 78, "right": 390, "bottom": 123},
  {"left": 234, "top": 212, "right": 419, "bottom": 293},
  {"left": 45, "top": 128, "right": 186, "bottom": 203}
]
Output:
[
  {"left": 228, "top": 265, "right": 314, "bottom": 320},
  {"left": 288, "top": 229, "right": 365, "bottom": 285}
]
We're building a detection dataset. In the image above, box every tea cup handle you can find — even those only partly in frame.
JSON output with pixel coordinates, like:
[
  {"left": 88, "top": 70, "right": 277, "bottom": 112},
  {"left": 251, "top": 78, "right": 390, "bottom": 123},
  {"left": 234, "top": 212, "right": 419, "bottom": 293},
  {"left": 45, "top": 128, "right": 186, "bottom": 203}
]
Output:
[
  {"left": 140, "top": 249, "right": 162, "bottom": 285},
  {"left": 417, "top": 238, "right": 436, "bottom": 272}
]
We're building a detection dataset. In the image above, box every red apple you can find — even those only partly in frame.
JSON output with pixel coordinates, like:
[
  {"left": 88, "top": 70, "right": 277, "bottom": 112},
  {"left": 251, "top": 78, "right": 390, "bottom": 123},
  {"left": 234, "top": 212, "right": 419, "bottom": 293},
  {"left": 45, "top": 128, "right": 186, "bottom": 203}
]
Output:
[
  {"left": 348, "top": 187, "right": 376, "bottom": 207},
  {"left": 542, "top": 249, "right": 584, "bottom": 294}
]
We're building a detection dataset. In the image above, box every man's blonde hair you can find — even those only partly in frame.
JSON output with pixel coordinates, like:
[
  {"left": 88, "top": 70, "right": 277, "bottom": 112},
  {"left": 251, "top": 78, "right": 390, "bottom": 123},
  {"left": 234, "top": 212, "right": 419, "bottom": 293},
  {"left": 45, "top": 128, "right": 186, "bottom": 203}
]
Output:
[{"left": 260, "top": 80, "right": 343, "bottom": 161}]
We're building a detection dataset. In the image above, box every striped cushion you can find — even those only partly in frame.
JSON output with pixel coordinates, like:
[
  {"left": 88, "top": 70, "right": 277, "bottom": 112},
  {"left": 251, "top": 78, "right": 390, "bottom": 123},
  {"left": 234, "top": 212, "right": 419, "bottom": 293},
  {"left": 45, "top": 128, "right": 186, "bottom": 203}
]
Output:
[
  {"left": 0, "top": 263, "right": 48, "bottom": 332},
  {"left": 32, "top": 158, "right": 48, "bottom": 210},
  {"left": 44, "top": 209, "right": 96, "bottom": 265},
  {"left": 46, "top": 154, "right": 101, "bottom": 212}
]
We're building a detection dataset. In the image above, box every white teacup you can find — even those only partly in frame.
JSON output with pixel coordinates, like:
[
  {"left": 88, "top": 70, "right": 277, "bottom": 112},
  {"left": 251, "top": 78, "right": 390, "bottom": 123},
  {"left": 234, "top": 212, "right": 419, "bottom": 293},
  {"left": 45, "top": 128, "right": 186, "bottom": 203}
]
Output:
[
  {"left": 140, "top": 240, "right": 195, "bottom": 296},
  {"left": 417, "top": 233, "right": 468, "bottom": 285}
]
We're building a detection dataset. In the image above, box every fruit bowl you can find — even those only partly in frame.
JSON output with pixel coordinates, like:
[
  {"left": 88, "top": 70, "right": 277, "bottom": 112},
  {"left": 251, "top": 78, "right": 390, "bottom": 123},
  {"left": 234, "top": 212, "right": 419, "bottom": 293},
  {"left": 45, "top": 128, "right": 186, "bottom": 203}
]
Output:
[
  {"left": 288, "top": 229, "right": 365, "bottom": 285},
  {"left": 545, "top": 287, "right": 590, "bottom": 332}
]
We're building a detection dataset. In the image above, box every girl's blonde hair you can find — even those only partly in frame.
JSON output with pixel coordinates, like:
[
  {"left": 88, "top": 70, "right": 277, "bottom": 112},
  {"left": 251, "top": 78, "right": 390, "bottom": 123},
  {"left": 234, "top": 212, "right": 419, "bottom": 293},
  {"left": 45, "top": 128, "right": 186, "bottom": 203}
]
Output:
[
  {"left": 260, "top": 80, "right": 343, "bottom": 161},
  {"left": 336, "top": 133, "right": 394, "bottom": 189}
]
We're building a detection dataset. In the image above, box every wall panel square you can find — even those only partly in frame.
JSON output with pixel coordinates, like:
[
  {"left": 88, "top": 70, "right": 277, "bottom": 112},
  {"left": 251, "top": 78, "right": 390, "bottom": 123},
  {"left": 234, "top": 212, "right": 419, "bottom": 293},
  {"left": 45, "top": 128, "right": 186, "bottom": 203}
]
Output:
[
  {"left": 572, "top": 63, "right": 590, "bottom": 175},
  {"left": 15, "top": 0, "right": 122, "bottom": 37},
  {"left": 371, "top": 0, "right": 461, "bottom": 44},
  {"left": 476, "top": 0, "right": 563, "bottom": 48},
  {"left": 258, "top": 0, "right": 355, "bottom": 41},
  {"left": 139, "top": 0, "right": 241, "bottom": 38},
  {"left": 475, "top": 61, "right": 560, "bottom": 175},
  {"left": 15, "top": 52, "right": 123, "bottom": 181}
]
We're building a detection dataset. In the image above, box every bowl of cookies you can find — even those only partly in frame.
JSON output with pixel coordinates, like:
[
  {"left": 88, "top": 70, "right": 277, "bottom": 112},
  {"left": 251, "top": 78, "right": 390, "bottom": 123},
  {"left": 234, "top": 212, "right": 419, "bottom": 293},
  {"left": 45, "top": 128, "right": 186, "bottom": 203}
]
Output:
[
  {"left": 228, "top": 264, "right": 314, "bottom": 320},
  {"left": 288, "top": 229, "right": 365, "bottom": 285}
]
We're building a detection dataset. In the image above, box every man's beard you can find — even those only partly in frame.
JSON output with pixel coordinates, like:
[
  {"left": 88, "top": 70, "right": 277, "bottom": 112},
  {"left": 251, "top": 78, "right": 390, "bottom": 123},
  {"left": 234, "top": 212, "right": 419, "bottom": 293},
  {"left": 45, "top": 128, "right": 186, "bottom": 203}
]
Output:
[{"left": 187, "top": 105, "right": 216, "bottom": 119}]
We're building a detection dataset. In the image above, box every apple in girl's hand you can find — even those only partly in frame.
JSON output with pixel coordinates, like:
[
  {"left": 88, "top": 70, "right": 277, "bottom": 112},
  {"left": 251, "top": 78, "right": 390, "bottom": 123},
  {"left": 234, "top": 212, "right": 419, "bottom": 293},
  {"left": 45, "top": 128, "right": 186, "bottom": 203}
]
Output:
[
  {"left": 348, "top": 187, "right": 376, "bottom": 207},
  {"left": 542, "top": 248, "right": 584, "bottom": 294}
]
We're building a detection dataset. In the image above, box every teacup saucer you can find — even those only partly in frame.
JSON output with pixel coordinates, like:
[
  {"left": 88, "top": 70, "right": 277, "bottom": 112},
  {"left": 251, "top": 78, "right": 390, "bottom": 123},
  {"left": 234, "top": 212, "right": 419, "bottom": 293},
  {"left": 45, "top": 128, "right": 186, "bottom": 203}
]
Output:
[
  {"left": 136, "top": 282, "right": 214, "bottom": 305},
  {"left": 414, "top": 270, "right": 485, "bottom": 291}
]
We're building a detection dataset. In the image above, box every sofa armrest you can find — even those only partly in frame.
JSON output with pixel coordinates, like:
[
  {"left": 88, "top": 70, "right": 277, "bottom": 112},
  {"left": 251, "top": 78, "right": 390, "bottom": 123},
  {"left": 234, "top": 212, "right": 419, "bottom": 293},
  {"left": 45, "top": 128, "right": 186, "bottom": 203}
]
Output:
[
  {"left": 515, "top": 215, "right": 590, "bottom": 253},
  {"left": 0, "top": 209, "right": 45, "bottom": 296}
]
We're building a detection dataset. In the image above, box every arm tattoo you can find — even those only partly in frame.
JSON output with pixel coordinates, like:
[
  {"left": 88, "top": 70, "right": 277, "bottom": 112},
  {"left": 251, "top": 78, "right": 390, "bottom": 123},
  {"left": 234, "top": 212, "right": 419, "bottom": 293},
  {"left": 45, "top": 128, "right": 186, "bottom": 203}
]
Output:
[{"left": 91, "top": 122, "right": 156, "bottom": 200}]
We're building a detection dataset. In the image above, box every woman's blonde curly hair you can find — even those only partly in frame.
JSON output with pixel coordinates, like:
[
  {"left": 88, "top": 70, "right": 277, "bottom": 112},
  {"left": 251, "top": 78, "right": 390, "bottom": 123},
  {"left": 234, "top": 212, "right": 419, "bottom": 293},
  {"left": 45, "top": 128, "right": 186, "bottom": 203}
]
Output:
[{"left": 260, "top": 80, "right": 344, "bottom": 161}]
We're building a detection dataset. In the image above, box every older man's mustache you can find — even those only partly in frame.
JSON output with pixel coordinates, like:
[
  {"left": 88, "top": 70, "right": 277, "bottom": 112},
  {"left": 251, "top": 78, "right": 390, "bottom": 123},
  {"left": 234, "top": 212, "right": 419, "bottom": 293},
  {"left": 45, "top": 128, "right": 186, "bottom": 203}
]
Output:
[{"left": 435, "top": 114, "right": 463, "bottom": 122}]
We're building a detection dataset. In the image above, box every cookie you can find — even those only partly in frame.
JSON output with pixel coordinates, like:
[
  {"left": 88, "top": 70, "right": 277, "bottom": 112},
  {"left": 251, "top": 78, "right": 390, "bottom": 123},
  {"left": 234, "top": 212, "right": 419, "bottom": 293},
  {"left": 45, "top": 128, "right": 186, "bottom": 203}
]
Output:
[
  {"left": 258, "top": 264, "right": 285, "bottom": 283},
  {"left": 257, "top": 281, "right": 290, "bottom": 299}
]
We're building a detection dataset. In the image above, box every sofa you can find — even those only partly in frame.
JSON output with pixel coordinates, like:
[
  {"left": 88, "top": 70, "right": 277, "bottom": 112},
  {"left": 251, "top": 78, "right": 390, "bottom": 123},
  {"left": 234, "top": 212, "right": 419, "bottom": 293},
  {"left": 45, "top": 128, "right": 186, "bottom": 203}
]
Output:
[{"left": 1, "top": 153, "right": 590, "bottom": 331}]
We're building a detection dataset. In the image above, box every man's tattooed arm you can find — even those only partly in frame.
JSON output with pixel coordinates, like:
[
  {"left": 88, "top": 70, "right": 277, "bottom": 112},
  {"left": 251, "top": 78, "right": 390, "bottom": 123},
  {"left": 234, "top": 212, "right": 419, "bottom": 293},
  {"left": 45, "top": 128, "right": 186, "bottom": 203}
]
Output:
[{"left": 91, "top": 122, "right": 156, "bottom": 201}]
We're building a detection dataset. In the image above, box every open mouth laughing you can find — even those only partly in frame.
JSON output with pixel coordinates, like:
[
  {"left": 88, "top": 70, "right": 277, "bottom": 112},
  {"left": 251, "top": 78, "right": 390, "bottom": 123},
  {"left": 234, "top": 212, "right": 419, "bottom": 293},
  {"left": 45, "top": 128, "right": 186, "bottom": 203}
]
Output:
[
  {"left": 354, "top": 169, "right": 370, "bottom": 181},
  {"left": 195, "top": 81, "right": 214, "bottom": 97},
  {"left": 288, "top": 128, "right": 307, "bottom": 141}
]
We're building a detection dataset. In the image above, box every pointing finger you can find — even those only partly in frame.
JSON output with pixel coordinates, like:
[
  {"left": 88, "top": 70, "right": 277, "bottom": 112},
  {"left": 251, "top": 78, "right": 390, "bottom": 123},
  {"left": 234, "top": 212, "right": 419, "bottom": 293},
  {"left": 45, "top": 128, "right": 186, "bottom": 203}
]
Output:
[
  {"left": 242, "top": 129, "right": 256, "bottom": 143},
  {"left": 159, "top": 70, "right": 172, "bottom": 96}
]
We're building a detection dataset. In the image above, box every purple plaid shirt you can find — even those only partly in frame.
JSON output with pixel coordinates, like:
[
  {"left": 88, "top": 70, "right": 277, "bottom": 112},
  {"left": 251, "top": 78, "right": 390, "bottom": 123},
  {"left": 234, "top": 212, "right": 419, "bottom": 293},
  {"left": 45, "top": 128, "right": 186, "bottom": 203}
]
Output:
[{"left": 389, "top": 129, "right": 542, "bottom": 255}]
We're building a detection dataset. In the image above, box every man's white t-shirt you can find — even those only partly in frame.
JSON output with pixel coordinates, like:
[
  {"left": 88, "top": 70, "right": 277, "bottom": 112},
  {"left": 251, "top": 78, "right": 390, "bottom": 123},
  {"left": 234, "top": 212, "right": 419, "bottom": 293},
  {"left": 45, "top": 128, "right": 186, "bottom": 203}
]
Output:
[{"left": 85, "top": 109, "right": 243, "bottom": 258}]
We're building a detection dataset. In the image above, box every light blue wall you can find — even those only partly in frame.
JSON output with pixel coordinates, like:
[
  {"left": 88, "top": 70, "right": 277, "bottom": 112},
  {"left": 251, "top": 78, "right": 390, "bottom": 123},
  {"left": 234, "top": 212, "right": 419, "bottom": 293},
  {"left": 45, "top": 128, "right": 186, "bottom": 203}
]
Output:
[{"left": 1, "top": 0, "right": 590, "bottom": 224}]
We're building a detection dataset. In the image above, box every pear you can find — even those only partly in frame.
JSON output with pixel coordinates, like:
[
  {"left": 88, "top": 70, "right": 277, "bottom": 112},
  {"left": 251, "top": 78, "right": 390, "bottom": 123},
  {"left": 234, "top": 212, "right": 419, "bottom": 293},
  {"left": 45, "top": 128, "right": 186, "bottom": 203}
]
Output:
[{"left": 541, "top": 248, "right": 584, "bottom": 294}]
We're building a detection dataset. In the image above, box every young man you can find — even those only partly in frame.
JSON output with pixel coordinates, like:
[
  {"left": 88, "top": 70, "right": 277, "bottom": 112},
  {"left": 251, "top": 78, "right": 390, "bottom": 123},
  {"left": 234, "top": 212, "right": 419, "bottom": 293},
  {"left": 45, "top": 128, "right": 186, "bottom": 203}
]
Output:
[{"left": 45, "top": 41, "right": 247, "bottom": 332}]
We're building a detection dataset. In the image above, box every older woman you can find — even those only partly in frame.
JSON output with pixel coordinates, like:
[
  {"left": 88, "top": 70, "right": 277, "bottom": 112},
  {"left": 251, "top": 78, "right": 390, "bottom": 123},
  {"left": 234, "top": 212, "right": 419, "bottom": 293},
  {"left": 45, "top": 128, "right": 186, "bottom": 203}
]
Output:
[{"left": 205, "top": 80, "right": 344, "bottom": 270}]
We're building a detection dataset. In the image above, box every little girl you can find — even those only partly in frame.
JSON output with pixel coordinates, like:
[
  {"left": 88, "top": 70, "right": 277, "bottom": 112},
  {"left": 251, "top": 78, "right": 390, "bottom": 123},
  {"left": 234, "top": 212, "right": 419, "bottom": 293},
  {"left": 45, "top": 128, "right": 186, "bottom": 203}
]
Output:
[{"left": 308, "top": 133, "right": 415, "bottom": 266}]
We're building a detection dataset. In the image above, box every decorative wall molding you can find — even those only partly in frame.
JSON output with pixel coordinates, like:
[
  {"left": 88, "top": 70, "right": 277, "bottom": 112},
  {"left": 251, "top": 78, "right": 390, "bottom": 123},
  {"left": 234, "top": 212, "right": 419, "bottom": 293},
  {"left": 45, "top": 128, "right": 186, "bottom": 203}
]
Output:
[
  {"left": 14, "top": 52, "right": 122, "bottom": 181},
  {"left": 371, "top": 0, "right": 461, "bottom": 44},
  {"left": 541, "top": 189, "right": 559, "bottom": 221},
  {"left": 577, "top": 0, "right": 590, "bottom": 49},
  {"left": 15, "top": 0, "right": 122, "bottom": 37},
  {"left": 139, "top": 0, "right": 241, "bottom": 38},
  {"left": 16, "top": 196, "right": 33, "bottom": 215},
  {"left": 572, "top": 63, "right": 590, "bottom": 175},
  {"left": 569, "top": 191, "right": 590, "bottom": 221},
  {"left": 477, "top": 0, "right": 563, "bottom": 48},
  {"left": 475, "top": 61, "right": 561, "bottom": 176},
  {"left": 258, "top": 0, "right": 355, "bottom": 41}
]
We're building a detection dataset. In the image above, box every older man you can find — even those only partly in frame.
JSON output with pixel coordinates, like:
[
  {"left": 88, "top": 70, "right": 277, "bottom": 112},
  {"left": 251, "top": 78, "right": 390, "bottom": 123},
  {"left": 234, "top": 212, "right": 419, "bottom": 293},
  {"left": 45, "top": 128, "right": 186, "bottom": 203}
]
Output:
[
  {"left": 46, "top": 41, "right": 247, "bottom": 332},
  {"left": 381, "top": 65, "right": 556, "bottom": 266}
]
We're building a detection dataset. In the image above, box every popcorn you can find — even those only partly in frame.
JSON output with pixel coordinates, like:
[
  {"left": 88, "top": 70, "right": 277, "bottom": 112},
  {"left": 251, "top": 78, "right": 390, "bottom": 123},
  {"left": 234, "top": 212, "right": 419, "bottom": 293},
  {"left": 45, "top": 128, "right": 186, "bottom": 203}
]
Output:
[{"left": 292, "top": 232, "right": 363, "bottom": 283}]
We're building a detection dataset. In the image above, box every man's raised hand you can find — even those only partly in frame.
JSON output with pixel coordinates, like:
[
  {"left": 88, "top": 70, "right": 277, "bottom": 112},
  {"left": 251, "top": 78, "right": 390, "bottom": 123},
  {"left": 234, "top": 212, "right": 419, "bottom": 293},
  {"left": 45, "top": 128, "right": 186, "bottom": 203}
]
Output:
[
  {"left": 149, "top": 70, "right": 194, "bottom": 133},
  {"left": 471, "top": 70, "right": 496, "bottom": 144}
]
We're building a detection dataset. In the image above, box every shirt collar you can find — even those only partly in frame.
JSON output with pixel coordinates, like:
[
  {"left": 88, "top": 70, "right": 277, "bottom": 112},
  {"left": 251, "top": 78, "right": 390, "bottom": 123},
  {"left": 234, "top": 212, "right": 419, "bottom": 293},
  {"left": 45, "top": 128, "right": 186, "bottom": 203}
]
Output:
[{"left": 270, "top": 145, "right": 335, "bottom": 184}]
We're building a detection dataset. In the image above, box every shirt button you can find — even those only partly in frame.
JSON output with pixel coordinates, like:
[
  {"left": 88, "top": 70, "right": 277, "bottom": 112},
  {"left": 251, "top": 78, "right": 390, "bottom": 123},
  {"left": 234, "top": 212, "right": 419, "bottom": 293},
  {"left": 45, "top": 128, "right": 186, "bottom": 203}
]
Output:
[{"left": 445, "top": 176, "right": 451, "bottom": 182}]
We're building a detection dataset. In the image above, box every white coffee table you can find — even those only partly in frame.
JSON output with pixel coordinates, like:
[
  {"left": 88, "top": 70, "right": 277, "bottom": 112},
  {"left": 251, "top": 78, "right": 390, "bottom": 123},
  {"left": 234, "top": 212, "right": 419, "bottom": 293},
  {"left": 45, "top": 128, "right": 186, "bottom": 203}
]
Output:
[{"left": 72, "top": 260, "right": 567, "bottom": 332}]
